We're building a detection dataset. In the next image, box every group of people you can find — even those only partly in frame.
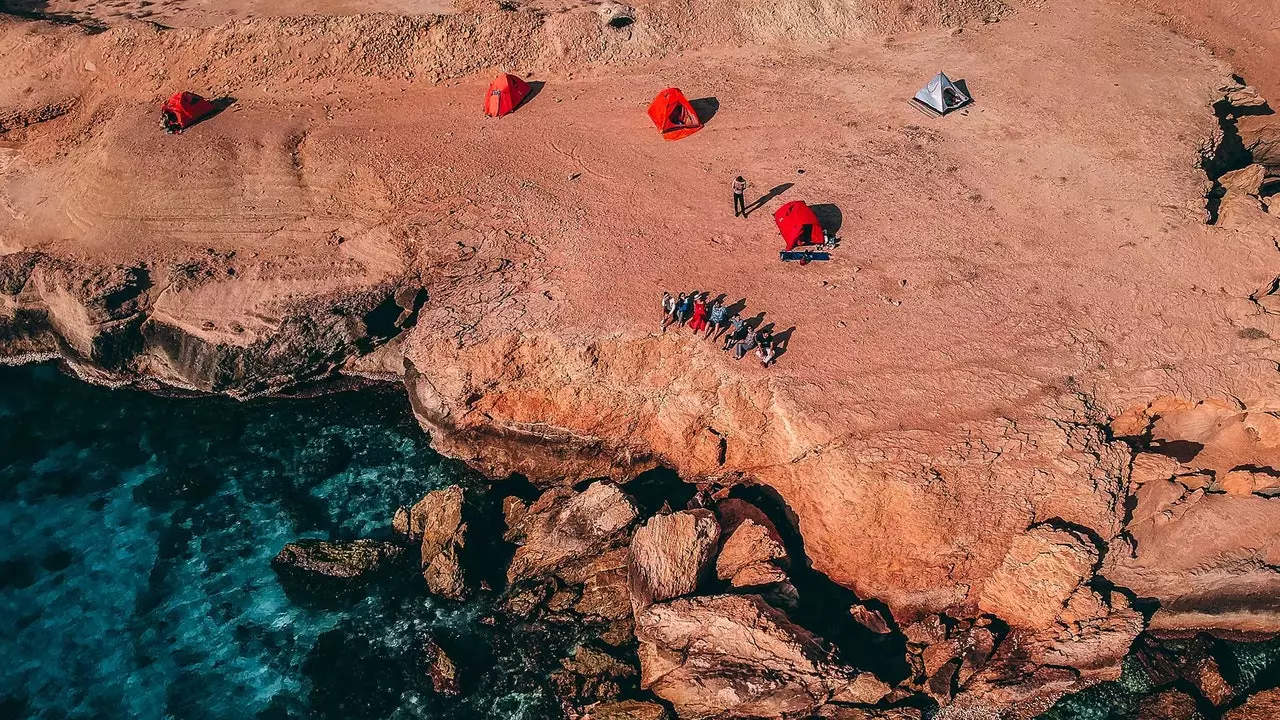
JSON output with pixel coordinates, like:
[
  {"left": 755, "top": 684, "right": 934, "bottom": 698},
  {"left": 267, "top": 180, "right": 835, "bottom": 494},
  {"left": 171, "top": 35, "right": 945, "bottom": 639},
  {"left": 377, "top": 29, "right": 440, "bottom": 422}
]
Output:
[{"left": 661, "top": 291, "right": 779, "bottom": 367}]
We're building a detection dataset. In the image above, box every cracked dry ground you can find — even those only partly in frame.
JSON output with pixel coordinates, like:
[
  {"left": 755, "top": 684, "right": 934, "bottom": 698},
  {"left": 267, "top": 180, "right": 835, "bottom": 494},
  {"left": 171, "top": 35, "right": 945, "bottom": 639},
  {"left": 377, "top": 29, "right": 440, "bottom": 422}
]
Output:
[{"left": 4, "top": 0, "right": 1280, "bottom": 715}]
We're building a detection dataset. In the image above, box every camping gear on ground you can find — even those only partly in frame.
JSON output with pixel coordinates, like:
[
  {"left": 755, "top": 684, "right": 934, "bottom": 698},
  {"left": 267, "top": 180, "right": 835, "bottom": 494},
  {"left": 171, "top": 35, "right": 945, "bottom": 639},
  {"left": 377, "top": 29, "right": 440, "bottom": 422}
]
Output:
[
  {"left": 774, "top": 200, "right": 824, "bottom": 251},
  {"left": 911, "top": 72, "right": 971, "bottom": 116},
  {"left": 779, "top": 250, "right": 831, "bottom": 263},
  {"left": 647, "top": 88, "right": 702, "bottom": 140},
  {"left": 484, "top": 73, "right": 533, "bottom": 117},
  {"left": 161, "top": 92, "right": 217, "bottom": 133}
]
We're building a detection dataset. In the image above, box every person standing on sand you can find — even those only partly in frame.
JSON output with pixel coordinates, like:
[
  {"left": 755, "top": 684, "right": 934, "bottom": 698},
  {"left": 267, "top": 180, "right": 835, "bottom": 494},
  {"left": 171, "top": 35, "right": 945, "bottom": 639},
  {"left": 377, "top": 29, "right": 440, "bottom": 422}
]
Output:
[
  {"left": 689, "top": 294, "right": 709, "bottom": 333},
  {"left": 662, "top": 292, "right": 677, "bottom": 333},
  {"left": 733, "top": 176, "right": 748, "bottom": 218}
]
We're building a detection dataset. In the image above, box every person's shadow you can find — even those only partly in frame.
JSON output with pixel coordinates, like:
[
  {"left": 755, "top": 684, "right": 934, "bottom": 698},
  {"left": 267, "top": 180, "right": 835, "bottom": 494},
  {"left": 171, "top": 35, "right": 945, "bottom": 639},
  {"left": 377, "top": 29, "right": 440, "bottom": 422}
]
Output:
[
  {"left": 744, "top": 182, "right": 794, "bottom": 217},
  {"left": 773, "top": 327, "right": 795, "bottom": 360}
]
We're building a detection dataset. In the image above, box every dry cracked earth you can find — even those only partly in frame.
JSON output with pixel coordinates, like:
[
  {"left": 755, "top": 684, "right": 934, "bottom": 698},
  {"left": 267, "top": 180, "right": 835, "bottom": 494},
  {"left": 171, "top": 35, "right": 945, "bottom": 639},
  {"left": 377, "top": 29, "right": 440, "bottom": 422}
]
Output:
[{"left": 3, "top": 0, "right": 1280, "bottom": 716}]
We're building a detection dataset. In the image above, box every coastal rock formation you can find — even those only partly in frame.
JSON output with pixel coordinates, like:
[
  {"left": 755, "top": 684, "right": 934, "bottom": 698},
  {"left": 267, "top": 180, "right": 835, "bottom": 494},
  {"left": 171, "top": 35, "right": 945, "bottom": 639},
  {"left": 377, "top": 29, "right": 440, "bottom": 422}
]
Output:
[
  {"left": 977, "top": 524, "right": 1100, "bottom": 630},
  {"left": 635, "top": 594, "right": 882, "bottom": 718},
  {"left": 1137, "top": 690, "right": 1203, "bottom": 720},
  {"left": 848, "top": 604, "right": 893, "bottom": 634},
  {"left": 1225, "top": 688, "right": 1280, "bottom": 720},
  {"left": 412, "top": 485, "right": 469, "bottom": 600},
  {"left": 421, "top": 635, "right": 462, "bottom": 697},
  {"left": 561, "top": 546, "right": 633, "bottom": 621},
  {"left": 716, "top": 518, "right": 788, "bottom": 588},
  {"left": 591, "top": 699, "right": 671, "bottom": 720},
  {"left": 271, "top": 539, "right": 404, "bottom": 580},
  {"left": 628, "top": 509, "right": 720, "bottom": 613},
  {"left": 506, "top": 482, "right": 638, "bottom": 584}
]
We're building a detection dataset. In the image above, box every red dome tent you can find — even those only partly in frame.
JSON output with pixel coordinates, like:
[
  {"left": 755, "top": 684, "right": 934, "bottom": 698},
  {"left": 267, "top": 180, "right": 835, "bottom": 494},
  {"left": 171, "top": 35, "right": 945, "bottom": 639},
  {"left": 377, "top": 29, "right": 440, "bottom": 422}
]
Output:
[
  {"left": 647, "top": 88, "right": 702, "bottom": 140},
  {"left": 484, "top": 73, "right": 532, "bottom": 117},
  {"left": 160, "top": 92, "right": 217, "bottom": 133},
  {"left": 774, "top": 201, "right": 823, "bottom": 251}
]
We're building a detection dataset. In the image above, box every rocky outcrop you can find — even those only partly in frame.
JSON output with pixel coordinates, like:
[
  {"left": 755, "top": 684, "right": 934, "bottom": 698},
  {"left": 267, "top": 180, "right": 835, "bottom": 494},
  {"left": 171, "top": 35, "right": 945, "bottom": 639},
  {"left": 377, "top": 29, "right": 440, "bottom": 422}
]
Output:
[
  {"left": 1134, "top": 635, "right": 1238, "bottom": 708},
  {"left": 506, "top": 482, "right": 639, "bottom": 584},
  {"left": 1137, "top": 690, "right": 1204, "bottom": 720},
  {"left": 271, "top": 539, "right": 405, "bottom": 580},
  {"left": 551, "top": 644, "right": 636, "bottom": 707},
  {"left": 406, "top": 485, "right": 469, "bottom": 601},
  {"left": 848, "top": 604, "right": 893, "bottom": 634},
  {"left": 628, "top": 509, "right": 720, "bottom": 613},
  {"left": 977, "top": 524, "right": 1100, "bottom": 630},
  {"left": 716, "top": 518, "right": 788, "bottom": 588},
  {"left": 591, "top": 699, "right": 671, "bottom": 720},
  {"left": 634, "top": 594, "right": 884, "bottom": 719},
  {"left": 1102, "top": 476, "right": 1280, "bottom": 639}
]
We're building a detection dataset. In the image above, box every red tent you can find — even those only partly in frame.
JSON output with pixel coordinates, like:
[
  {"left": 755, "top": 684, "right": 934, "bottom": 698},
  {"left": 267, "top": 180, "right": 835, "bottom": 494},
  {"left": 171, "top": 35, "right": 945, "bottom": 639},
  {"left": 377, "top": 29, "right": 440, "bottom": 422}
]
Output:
[
  {"left": 161, "top": 92, "right": 217, "bottom": 133},
  {"left": 647, "top": 88, "right": 702, "bottom": 140},
  {"left": 774, "top": 201, "right": 823, "bottom": 251},
  {"left": 485, "top": 73, "right": 532, "bottom": 117}
]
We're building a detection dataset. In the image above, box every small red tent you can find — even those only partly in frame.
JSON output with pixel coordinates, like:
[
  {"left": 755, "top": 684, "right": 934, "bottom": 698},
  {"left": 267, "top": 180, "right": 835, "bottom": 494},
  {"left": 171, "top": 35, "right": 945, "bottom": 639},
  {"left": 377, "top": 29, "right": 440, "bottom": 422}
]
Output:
[
  {"left": 161, "top": 92, "right": 217, "bottom": 133},
  {"left": 485, "top": 73, "right": 532, "bottom": 117},
  {"left": 647, "top": 88, "right": 702, "bottom": 140},
  {"left": 774, "top": 201, "right": 823, "bottom": 251}
]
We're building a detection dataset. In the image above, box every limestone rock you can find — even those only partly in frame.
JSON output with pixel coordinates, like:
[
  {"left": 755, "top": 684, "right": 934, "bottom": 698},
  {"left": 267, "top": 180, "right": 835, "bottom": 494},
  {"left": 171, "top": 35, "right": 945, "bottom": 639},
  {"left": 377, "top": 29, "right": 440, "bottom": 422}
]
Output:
[
  {"left": 1219, "top": 164, "right": 1267, "bottom": 195},
  {"left": 416, "top": 485, "right": 469, "bottom": 600},
  {"left": 849, "top": 604, "right": 893, "bottom": 634},
  {"left": 1219, "top": 470, "right": 1279, "bottom": 496},
  {"left": 1225, "top": 688, "right": 1280, "bottom": 720},
  {"left": 271, "top": 539, "right": 404, "bottom": 580},
  {"left": 628, "top": 509, "right": 720, "bottom": 614},
  {"left": 1137, "top": 689, "right": 1203, "bottom": 720},
  {"left": 716, "top": 518, "right": 788, "bottom": 588},
  {"left": 1103, "top": 478, "right": 1280, "bottom": 637},
  {"left": 815, "top": 707, "right": 922, "bottom": 720},
  {"left": 635, "top": 594, "right": 861, "bottom": 718},
  {"left": 565, "top": 547, "right": 632, "bottom": 620},
  {"left": 1129, "top": 452, "right": 1180, "bottom": 487},
  {"left": 507, "top": 482, "right": 639, "bottom": 584},
  {"left": 422, "top": 636, "right": 461, "bottom": 697},
  {"left": 977, "top": 525, "right": 1099, "bottom": 629},
  {"left": 552, "top": 644, "right": 635, "bottom": 706},
  {"left": 591, "top": 700, "right": 671, "bottom": 720}
]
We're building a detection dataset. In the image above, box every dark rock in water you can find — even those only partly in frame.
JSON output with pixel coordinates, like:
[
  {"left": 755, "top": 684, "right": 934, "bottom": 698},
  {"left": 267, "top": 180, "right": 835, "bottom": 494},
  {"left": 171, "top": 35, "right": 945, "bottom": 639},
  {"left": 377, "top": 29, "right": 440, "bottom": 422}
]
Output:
[
  {"left": 552, "top": 644, "right": 638, "bottom": 707},
  {"left": 591, "top": 699, "right": 671, "bottom": 720},
  {"left": 599, "top": 617, "right": 636, "bottom": 647},
  {"left": 271, "top": 539, "right": 404, "bottom": 580},
  {"left": 848, "top": 604, "right": 892, "bottom": 635},
  {"left": 1137, "top": 689, "right": 1204, "bottom": 720},
  {"left": 503, "top": 580, "right": 554, "bottom": 617},
  {"left": 814, "top": 706, "right": 922, "bottom": 720},
  {"left": 421, "top": 636, "right": 461, "bottom": 697},
  {"left": 1135, "top": 635, "right": 1237, "bottom": 706}
]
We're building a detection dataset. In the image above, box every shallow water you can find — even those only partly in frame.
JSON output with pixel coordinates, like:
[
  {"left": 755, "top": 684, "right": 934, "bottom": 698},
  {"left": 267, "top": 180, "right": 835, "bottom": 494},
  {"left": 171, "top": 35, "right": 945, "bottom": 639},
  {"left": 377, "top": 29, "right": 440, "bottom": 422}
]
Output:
[{"left": 0, "top": 364, "right": 567, "bottom": 720}]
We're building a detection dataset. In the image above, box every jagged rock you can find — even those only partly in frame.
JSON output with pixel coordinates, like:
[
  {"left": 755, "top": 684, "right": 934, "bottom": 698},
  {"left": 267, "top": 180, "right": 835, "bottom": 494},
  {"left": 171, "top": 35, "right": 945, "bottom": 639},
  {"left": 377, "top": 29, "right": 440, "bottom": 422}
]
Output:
[
  {"left": 952, "top": 588, "right": 1142, "bottom": 718},
  {"left": 1102, "top": 477, "right": 1280, "bottom": 637},
  {"left": 1219, "top": 470, "right": 1279, "bottom": 496},
  {"left": 816, "top": 706, "right": 923, "bottom": 720},
  {"left": 1225, "top": 688, "right": 1280, "bottom": 720},
  {"left": 507, "top": 482, "right": 638, "bottom": 584},
  {"left": 1223, "top": 84, "right": 1269, "bottom": 110},
  {"left": 902, "top": 615, "right": 948, "bottom": 646},
  {"left": 828, "top": 673, "right": 892, "bottom": 705},
  {"left": 916, "top": 622, "right": 998, "bottom": 700},
  {"left": 635, "top": 594, "right": 864, "bottom": 718},
  {"left": 628, "top": 509, "right": 720, "bottom": 614},
  {"left": 415, "top": 485, "right": 469, "bottom": 600},
  {"left": 1219, "top": 164, "right": 1268, "bottom": 195},
  {"left": 1135, "top": 634, "right": 1237, "bottom": 707},
  {"left": 271, "top": 539, "right": 404, "bottom": 579},
  {"left": 849, "top": 604, "right": 893, "bottom": 634},
  {"left": 566, "top": 547, "right": 633, "bottom": 620},
  {"left": 549, "top": 586, "right": 582, "bottom": 612},
  {"left": 977, "top": 525, "right": 1098, "bottom": 630},
  {"left": 600, "top": 617, "right": 636, "bottom": 646},
  {"left": 503, "top": 580, "right": 553, "bottom": 617},
  {"left": 552, "top": 645, "right": 635, "bottom": 705},
  {"left": 563, "top": 644, "right": 637, "bottom": 680},
  {"left": 392, "top": 506, "right": 410, "bottom": 535},
  {"left": 716, "top": 518, "right": 788, "bottom": 588},
  {"left": 1137, "top": 689, "right": 1203, "bottom": 720},
  {"left": 422, "top": 636, "right": 461, "bottom": 697},
  {"left": 592, "top": 700, "right": 671, "bottom": 720}
]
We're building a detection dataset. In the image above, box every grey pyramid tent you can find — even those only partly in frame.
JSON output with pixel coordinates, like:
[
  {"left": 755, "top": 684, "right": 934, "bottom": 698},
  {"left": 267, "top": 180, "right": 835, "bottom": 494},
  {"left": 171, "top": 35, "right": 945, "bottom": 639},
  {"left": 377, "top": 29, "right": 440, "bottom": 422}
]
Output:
[{"left": 912, "top": 72, "right": 971, "bottom": 115}]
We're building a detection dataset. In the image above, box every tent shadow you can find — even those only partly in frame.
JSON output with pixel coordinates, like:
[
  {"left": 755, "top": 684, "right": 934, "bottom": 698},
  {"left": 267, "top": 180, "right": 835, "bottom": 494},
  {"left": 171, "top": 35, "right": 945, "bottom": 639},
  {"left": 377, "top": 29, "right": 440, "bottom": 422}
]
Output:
[
  {"left": 690, "top": 97, "right": 719, "bottom": 124},
  {"left": 810, "top": 203, "right": 843, "bottom": 234},
  {"left": 186, "top": 96, "right": 237, "bottom": 129},
  {"left": 521, "top": 81, "right": 546, "bottom": 109}
]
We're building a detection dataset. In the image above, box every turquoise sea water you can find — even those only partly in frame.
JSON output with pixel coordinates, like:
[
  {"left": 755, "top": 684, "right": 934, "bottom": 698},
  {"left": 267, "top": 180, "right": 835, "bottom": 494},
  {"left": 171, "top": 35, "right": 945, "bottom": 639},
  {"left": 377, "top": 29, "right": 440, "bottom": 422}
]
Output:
[{"left": 0, "top": 364, "right": 565, "bottom": 720}]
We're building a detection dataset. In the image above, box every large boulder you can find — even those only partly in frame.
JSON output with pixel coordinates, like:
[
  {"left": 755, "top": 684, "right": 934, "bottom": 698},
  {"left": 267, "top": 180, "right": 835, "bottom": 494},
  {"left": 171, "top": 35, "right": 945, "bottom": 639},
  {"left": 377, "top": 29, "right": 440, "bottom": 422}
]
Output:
[
  {"left": 271, "top": 539, "right": 404, "bottom": 580},
  {"left": 411, "top": 485, "right": 469, "bottom": 600},
  {"left": 1225, "top": 688, "right": 1280, "bottom": 720},
  {"left": 1137, "top": 689, "right": 1203, "bottom": 720},
  {"left": 561, "top": 546, "right": 632, "bottom": 620},
  {"left": 506, "top": 482, "right": 639, "bottom": 584},
  {"left": 421, "top": 635, "right": 461, "bottom": 697},
  {"left": 716, "top": 518, "right": 788, "bottom": 588},
  {"left": 628, "top": 509, "right": 720, "bottom": 614},
  {"left": 635, "top": 594, "right": 876, "bottom": 718},
  {"left": 592, "top": 700, "right": 671, "bottom": 720}
]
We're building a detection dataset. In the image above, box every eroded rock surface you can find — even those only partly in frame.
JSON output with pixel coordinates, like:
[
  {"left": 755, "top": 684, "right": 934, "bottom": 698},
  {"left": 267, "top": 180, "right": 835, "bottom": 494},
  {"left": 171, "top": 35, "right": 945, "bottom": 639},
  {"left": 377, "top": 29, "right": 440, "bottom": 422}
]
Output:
[
  {"left": 506, "top": 482, "right": 639, "bottom": 584},
  {"left": 411, "top": 485, "right": 469, "bottom": 600},
  {"left": 716, "top": 518, "right": 788, "bottom": 588},
  {"left": 271, "top": 539, "right": 404, "bottom": 580}
]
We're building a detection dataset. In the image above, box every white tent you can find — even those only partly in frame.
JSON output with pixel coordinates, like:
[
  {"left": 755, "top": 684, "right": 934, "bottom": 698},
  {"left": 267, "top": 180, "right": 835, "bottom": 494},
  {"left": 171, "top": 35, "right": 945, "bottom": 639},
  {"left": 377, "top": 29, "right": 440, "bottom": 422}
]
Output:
[{"left": 913, "top": 72, "right": 971, "bottom": 115}]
